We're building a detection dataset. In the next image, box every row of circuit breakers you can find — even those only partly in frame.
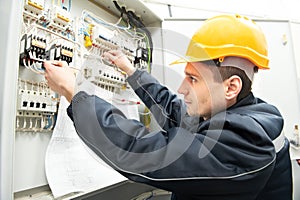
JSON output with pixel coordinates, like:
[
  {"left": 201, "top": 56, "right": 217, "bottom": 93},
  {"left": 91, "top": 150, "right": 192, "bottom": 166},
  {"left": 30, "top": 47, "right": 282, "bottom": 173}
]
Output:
[{"left": 17, "top": 0, "right": 151, "bottom": 132}]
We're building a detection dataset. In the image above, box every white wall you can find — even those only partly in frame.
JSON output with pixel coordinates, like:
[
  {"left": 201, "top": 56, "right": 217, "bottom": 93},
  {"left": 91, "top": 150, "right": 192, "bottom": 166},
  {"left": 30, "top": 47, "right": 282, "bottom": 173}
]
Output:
[
  {"left": 143, "top": 0, "right": 300, "bottom": 21},
  {"left": 161, "top": 18, "right": 300, "bottom": 138},
  {"left": 162, "top": 18, "right": 300, "bottom": 200},
  {"left": 143, "top": 0, "right": 300, "bottom": 139}
]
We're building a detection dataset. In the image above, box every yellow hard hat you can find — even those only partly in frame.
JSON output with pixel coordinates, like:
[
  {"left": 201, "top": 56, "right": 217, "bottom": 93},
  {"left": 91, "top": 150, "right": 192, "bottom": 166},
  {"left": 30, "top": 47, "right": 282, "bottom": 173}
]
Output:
[{"left": 171, "top": 14, "right": 269, "bottom": 69}]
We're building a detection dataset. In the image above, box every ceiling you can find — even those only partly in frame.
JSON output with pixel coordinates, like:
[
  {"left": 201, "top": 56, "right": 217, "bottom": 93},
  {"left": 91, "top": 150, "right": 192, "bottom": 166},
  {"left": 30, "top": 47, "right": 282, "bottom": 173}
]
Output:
[{"left": 89, "top": 0, "right": 162, "bottom": 25}]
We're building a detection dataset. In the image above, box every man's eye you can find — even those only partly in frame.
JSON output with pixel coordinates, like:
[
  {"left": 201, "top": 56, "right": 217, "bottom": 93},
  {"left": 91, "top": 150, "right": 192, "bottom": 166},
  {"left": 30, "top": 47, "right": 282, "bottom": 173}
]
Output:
[{"left": 189, "top": 76, "right": 196, "bottom": 82}]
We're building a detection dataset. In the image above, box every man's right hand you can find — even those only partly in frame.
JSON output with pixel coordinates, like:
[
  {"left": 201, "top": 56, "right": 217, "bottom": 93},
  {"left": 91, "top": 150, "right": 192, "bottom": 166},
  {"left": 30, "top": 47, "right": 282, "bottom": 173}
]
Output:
[
  {"left": 103, "top": 50, "right": 136, "bottom": 76},
  {"left": 44, "top": 61, "right": 75, "bottom": 102}
]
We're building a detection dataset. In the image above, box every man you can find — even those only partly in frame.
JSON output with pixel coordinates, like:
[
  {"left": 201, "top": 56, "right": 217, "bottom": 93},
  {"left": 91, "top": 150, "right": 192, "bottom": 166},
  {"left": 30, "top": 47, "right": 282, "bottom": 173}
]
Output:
[{"left": 44, "top": 14, "right": 292, "bottom": 200}]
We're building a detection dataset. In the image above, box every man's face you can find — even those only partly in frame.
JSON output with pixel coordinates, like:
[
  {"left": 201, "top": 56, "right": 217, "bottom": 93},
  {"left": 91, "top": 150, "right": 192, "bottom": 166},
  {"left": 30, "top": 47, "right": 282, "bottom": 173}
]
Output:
[{"left": 177, "top": 62, "right": 226, "bottom": 119}]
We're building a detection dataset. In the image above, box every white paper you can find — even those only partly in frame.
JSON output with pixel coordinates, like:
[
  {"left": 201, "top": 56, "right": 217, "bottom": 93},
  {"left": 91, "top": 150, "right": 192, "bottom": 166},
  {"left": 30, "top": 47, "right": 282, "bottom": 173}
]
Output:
[{"left": 45, "top": 80, "right": 140, "bottom": 198}]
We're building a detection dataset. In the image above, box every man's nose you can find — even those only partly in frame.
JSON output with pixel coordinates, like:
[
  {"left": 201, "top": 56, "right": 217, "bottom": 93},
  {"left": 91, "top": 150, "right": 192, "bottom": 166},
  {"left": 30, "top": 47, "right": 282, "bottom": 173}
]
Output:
[{"left": 177, "top": 79, "right": 188, "bottom": 95}]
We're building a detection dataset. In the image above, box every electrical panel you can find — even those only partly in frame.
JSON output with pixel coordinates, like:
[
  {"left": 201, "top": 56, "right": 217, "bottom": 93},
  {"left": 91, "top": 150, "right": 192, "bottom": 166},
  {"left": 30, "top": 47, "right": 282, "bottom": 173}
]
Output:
[
  {"left": 17, "top": 0, "right": 152, "bottom": 131},
  {"left": 12, "top": 0, "right": 159, "bottom": 198},
  {"left": 18, "top": 0, "right": 75, "bottom": 132},
  {"left": 80, "top": 10, "right": 152, "bottom": 94}
]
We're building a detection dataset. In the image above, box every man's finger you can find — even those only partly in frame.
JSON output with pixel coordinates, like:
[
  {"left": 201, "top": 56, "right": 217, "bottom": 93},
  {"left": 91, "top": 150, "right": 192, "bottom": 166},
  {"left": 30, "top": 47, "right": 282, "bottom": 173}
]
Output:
[
  {"left": 107, "top": 49, "right": 120, "bottom": 56},
  {"left": 52, "top": 60, "right": 68, "bottom": 67},
  {"left": 43, "top": 61, "right": 52, "bottom": 69},
  {"left": 103, "top": 52, "right": 115, "bottom": 62}
]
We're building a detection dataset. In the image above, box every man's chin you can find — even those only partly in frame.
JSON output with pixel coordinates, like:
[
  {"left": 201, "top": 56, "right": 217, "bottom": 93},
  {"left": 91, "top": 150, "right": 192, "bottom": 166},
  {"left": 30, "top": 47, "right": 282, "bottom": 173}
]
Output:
[{"left": 187, "top": 110, "right": 199, "bottom": 117}]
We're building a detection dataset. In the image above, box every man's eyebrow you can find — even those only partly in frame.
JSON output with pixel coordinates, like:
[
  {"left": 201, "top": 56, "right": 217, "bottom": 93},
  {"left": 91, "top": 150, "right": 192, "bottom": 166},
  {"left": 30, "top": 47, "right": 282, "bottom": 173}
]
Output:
[{"left": 184, "top": 70, "right": 198, "bottom": 77}]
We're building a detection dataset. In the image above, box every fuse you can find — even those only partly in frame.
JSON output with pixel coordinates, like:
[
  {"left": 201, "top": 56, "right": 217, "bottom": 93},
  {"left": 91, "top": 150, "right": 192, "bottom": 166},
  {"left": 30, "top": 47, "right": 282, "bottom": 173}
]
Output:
[{"left": 23, "top": 0, "right": 44, "bottom": 16}]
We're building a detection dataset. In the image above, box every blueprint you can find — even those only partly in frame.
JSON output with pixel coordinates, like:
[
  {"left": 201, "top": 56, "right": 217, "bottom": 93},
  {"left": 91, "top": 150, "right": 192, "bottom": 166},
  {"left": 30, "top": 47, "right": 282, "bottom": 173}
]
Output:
[{"left": 45, "top": 80, "right": 139, "bottom": 198}]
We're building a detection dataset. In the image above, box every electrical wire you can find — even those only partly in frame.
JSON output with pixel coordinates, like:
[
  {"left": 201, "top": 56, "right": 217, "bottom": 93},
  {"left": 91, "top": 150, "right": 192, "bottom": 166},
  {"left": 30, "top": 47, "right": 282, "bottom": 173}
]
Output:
[
  {"left": 49, "top": 115, "right": 55, "bottom": 130},
  {"left": 28, "top": 52, "right": 45, "bottom": 74},
  {"left": 23, "top": 59, "right": 31, "bottom": 70},
  {"left": 112, "top": 97, "right": 141, "bottom": 105},
  {"left": 22, "top": 118, "right": 27, "bottom": 130},
  {"left": 16, "top": 117, "right": 20, "bottom": 130},
  {"left": 115, "top": 17, "right": 123, "bottom": 26},
  {"left": 81, "top": 10, "right": 132, "bottom": 31},
  {"left": 111, "top": 1, "right": 153, "bottom": 71},
  {"left": 43, "top": 115, "right": 52, "bottom": 130}
]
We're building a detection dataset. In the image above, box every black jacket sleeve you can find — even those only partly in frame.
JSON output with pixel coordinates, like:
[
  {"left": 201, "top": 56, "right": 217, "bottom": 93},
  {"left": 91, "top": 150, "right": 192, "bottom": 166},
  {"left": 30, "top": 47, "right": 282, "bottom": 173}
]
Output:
[{"left": 126, "top": 70, "right": 188, "bottom": 130}]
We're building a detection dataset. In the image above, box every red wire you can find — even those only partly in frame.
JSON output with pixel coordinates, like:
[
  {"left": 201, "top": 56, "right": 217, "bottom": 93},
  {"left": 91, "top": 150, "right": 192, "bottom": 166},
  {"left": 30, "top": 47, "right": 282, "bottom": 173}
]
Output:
[{"left": 113, "top": 98, "right": 140, "bottom": 105}]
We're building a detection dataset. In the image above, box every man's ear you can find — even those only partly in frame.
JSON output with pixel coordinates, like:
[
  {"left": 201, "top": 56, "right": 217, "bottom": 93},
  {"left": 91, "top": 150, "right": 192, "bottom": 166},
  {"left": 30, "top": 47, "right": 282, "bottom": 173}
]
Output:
[{"left": 224, "top": 75, "right": 242, "bottom": 101}]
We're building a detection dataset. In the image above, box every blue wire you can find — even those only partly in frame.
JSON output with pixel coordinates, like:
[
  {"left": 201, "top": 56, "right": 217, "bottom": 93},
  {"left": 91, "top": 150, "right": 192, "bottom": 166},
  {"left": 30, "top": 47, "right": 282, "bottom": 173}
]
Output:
[{"left": 44, "top": 116, "right": 52, "bottom": 129}]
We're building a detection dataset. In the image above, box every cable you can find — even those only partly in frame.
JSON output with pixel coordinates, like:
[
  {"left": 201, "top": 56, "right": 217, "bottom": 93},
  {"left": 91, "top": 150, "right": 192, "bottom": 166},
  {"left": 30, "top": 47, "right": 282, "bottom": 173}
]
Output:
[
  {"left": 112, "top": 1, "right": 153, "bottom": 72},
  {"left": 69, "top": 0, "right": 71, "bottom": 11},
  {"left": 112, "top": 1, "right": 122, "bottom": 12}
]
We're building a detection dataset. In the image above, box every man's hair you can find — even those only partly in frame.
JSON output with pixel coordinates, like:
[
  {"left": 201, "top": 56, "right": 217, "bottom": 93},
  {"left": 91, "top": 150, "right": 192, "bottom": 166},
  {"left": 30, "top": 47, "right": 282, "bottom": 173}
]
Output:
[{"left": 212, "top": 66, "right": 257, "bottom": 101}]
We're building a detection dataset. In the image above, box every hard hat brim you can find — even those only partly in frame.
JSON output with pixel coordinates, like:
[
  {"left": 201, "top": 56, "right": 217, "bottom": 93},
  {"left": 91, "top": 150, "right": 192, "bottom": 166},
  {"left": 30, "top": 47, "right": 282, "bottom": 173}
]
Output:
[
  {"left": 169, "top": 58, "right": 187, "bottom": 65},
  {"left": 169, "top": 57, "right": 201, "bottom": 65}
]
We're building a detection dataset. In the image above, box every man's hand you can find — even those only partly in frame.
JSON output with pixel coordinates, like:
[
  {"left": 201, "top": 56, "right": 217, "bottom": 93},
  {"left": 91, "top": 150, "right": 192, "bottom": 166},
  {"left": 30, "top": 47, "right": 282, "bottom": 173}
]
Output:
[
  {"left": 103, "top": 50, "right": 136, "bottom": 76},
  {"left": 44, "top": 61, "right": 75, "bottom": 102}
]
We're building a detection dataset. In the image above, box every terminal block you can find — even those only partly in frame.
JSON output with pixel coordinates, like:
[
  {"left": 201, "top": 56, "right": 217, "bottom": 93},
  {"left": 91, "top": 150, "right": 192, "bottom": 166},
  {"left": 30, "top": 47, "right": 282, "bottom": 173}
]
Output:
[
  {"left": 94, "top": 37, "right": 134, "bottom": 63},
  {"left": 47, "top": 44, "right": 73, "bottom": 64},
  {"left": 133, "top": 40, "right": 149, "bottom": 70},
  {"left": 19, "top": 34, "right": 47, "bottom": 65},
  {"left": 26, "top": 35, "right": 47, "bottom": 57},
  {"left": 135, "top": 47, "right": 149, "bottom": 62},
  {"left": 134, "top": 47, "right": 149, "bottom": 70},
  {"left": 83, "top": 63, "right": 126, "bottom": 92}
]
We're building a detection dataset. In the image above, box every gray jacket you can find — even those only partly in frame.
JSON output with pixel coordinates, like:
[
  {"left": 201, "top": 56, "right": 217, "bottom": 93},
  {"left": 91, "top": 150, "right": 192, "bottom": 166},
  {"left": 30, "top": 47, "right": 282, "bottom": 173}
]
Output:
[{"left": 67, "top": 70, "right": 292, "bottom": 200}]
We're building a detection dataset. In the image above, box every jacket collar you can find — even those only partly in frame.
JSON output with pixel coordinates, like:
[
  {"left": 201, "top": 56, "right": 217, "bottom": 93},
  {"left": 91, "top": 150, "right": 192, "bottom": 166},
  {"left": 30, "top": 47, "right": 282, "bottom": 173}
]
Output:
[{"left": 229, "top": 92, "right": 256, "bottom": 110}]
